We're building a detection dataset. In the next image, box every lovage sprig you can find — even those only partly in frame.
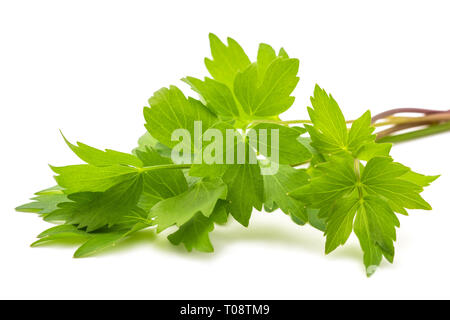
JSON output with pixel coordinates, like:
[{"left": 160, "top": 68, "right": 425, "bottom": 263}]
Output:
[{"left": 17, "top": 34, "right": 442, "bottom": 276}]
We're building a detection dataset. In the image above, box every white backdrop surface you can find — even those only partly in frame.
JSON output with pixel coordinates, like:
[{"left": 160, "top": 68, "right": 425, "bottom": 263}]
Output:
[{"left": 1, "top": 0, "right": 449, "bottom": 299}]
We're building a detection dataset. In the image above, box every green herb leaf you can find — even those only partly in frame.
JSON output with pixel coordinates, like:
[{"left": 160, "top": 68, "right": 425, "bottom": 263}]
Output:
[
  {"left": 251, "top": 124, "right": 311, "bottom": 164},
  {"left": 31, "top": 224, "right": 91, "bottom": 247},
  {"left": 133, "top": 132, "right": 172, "bottom": 158},
  {"left": 354, "top": 196, "right": 399, "bottom": 276},
  {"left": 306, "top": 85, "right": 348, "bottom": 154},
  {"left": 205, "top": 33, "right": 251, "bottom": 89},
  {"left": 167, "top": 201, "right": 229, "bottom": 252},
  {"left": 144, "top": 86, "right": 217, "bottom": 150},
  {"left": 62, "top": 133, "right": 143, "bottom": 167},
  {"left": 183, "top": 76, "right": 240, "bottom": 119},
  {"left": 151, "top": 178, "right": 227, "bottom": 232},
  {"left": 234, "top": 58, "right": 299, "bottom": 117},
  {"left": 16, "top": 186, "right": 68, "bottom": 216},
  {"left": 263, "top": 165, "right": 309, "bottom": 224},
  {"left": 290, "top": 86, "right": 435, "bottom": 276},
  {"left": 73, "top": 223, "right": 148, "bottom": 258},
  {"left": 135, "top": 147, "right": 188, "bottom": 211},
  {"left": 222, "top": 164, "right": 263, "bottom": 227},
  {"left": 362, "top": 157, "right": 433, "bottom": 210},
  {"left": 51, "top": 164, "right": 139, "bottom": 194},
  {"left": 52, "top": 176, "right": 143, "bottom": 232}
]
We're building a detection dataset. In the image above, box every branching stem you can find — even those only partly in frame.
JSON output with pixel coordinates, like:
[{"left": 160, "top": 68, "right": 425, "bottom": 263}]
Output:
[
  {"left": 250, "top": 107, "right": 450, "bottom": 144},
  {"left": 371, "top": 107, "right": 450, "bottom": 122},
  {"left": 139, "top": 108, "right": 450, "bottom": 173},
  {"left": 140, "top": 163, "right": 192, "bottom": 172}
]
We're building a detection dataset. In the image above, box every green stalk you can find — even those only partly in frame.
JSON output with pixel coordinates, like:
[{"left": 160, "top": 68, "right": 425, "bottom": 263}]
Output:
[
  {"left": 137, "top": 114, "right": 450, "bottom": 170},
  {"left": 376, "top": 121, "right": 450, "bottom": 143},
  {"left": 139, "top": 163, "right": 192, "bottom": 172}
]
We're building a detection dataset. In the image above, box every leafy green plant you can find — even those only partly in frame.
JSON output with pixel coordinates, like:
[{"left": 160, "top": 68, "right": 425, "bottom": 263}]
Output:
[{"left": 17, "top": 34, "right": 446, "bottom": 276}]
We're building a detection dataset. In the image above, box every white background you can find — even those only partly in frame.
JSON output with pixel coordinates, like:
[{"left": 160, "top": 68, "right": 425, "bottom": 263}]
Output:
[{"left": 1, "top": 0, "right": 450, "bottom": 299}]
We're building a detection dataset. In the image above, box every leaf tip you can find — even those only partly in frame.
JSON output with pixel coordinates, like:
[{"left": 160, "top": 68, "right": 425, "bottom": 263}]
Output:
[
  {"left": 73, "top": 251, "right": 85, "bottom": 258},
  {"left": 30, "top": 240, "right": 42, "bottom": 248},
  {"left": 366, "top": 265, "right": 378, "bottom": 277},
  {"left": 208, "top": 32, "right": 217, "bottom": 40}
]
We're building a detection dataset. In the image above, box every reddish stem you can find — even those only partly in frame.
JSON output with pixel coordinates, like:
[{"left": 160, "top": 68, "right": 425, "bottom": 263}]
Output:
[
  {"left": 371, "top": 108, "right": 450, "bottom": 123},
  {"left": 376, "top": 121, "right": 430, "bottom": 139}
]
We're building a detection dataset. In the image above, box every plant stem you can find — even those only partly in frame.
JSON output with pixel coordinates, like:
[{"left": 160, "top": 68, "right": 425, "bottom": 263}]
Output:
[
  {"left": 375, "top": 122, "right": 430, "bottom": 139},
  {"left": 139, "top": 161, "right": 311, "bottom": 171},
  {"left": 374, "top": 112, "right": 450, "bottom": 127},
  {"left": 253, "top": 112, "right": 450, "bottom": 129},
  {"left": 250, "top": 119, "right": 313, "bottom": 125},
  {"left": 376, "top": 121, "right": 450, "bottom": 143},
  {"left": 139, "top": 108, "right": 450, "bottom": 166},
  {"left": 372, "top": 107, "right": 450, "bottom": 142},
  {"left": 140, "top": 163, "right": 192, "bottom": 172},
  {"left": 371, "top": 108, "right": 450, "bottom": 122},
  {"left": 354, "top": 158, "right": 363, "bottom": 199}
]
